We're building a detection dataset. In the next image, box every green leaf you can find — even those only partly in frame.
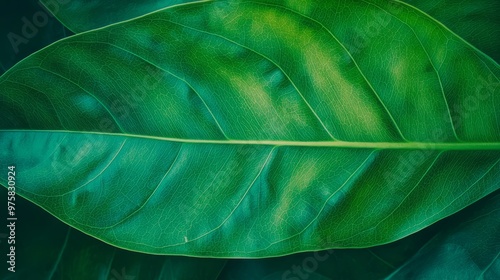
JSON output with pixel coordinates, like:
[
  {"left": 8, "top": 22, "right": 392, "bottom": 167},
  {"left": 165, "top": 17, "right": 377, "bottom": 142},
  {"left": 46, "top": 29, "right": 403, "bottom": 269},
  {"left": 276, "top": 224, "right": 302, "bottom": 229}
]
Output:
[{"left": 1, "top": 0, "right": 499, "bottom": 257}]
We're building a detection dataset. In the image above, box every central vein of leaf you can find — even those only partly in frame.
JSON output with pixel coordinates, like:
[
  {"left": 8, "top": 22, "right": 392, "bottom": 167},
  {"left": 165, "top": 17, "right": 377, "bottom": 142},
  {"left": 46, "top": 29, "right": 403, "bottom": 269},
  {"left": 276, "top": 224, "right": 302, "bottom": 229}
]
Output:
[{"left": 3, "top": 130, "right": 500, "bottom": 150}]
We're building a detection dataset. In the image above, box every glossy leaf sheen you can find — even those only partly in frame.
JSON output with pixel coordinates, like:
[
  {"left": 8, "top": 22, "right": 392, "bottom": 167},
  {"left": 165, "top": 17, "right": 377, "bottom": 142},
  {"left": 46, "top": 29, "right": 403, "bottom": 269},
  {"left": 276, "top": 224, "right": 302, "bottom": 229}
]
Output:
[{"left": 1, "top": 0, "right": 500, "bottom": 257}]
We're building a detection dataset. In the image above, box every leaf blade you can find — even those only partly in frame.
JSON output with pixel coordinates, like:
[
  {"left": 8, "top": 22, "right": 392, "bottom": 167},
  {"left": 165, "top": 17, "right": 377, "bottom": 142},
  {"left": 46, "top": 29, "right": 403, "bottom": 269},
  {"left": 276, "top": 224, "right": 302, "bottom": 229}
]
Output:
[{"left": 1, "top": 0, "right": 500, "bottom": 257}]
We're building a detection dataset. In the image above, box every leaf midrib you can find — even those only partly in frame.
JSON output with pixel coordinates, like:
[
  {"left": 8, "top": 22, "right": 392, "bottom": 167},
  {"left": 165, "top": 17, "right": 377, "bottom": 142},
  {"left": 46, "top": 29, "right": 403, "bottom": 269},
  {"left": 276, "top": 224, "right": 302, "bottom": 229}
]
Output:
[{"left": 2, "top": 129, "right": 500, "bottom": 150}]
